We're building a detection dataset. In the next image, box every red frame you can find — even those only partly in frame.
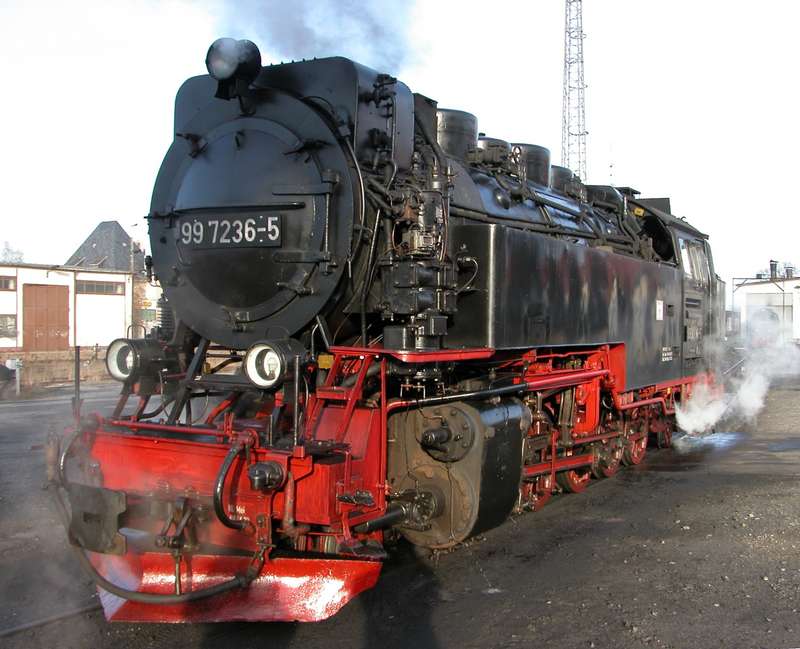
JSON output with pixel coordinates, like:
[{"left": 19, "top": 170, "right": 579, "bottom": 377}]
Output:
[{"left": 68, "top": 342, "right": 713, "bottom": 623}]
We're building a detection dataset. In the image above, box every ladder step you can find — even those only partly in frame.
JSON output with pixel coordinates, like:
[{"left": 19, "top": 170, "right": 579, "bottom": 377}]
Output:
[{"left": 315, "top": 387, "right": 352, "bottom": 401}]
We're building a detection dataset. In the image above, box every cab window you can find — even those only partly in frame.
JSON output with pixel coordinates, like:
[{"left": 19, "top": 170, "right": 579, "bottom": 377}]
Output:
[
  {"left": 679, "top": 237, "right": 709, "bottom": 286},
  {"left": 690, "top": 243, "right": 710, "bottom": 286},
  {"left": 679, "top": 238, "right": 694, "bottom": 279}
]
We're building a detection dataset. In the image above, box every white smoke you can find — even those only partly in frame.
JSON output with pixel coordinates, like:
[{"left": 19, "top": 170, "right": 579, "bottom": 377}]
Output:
[
  {"left": 214, "top": 0, "right": 413, "bottom": 72},
  {"left": 676, "top": 334, "right": 800, "bottom": 435}
]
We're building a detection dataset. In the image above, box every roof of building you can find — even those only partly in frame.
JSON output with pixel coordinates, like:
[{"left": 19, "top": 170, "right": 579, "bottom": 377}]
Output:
[
  {"left": 66, "top": 221, "right": 145, "bottom": 271},
  {"left": 735, "top": 276, "right": 800, "bottom": 288},
  {"left": 0, "top": 261, "right": 132, "bottom": 275}
]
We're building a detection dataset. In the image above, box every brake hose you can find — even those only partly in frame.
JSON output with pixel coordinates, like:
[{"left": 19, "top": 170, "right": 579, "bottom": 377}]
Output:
[{"left": 213, "top": 441, "right": 248, "bottom": 530}]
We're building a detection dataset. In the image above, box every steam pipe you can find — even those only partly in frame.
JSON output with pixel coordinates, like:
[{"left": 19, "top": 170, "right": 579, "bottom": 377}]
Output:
[
  {"left": 449, "top": 206, "right": 636, "bottom": 250},
  {"left": 106, "top": 419, "right": 225, "bottom": 438},
  {"left": 613, "top": 396, "right": 674, "bottom": 416},
  {"left": 387, "top": 369, "right": 609, "bottom": 413},
  {"left": 281, "top": 472, "right": 310, "bottom": 538},
  {"left": 414, "top": 115, "right": 448, "bottom": 172},
  {"left": 360, "top": 208, "right": 382, "bottom": 345},
  {"left": 292, "top": 355, "right": 301, "bottom": 446}
]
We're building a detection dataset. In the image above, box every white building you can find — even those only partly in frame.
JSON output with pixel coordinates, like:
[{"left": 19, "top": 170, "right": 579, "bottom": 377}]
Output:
[
  {"left": 733, "top": 273, "right": 800, "bottom": 342},
  {"left": 0, "top": 263, "right": 161, "bottom": 351}
]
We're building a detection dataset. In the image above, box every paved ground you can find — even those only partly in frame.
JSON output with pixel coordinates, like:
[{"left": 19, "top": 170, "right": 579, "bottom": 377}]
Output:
[{"left": 1, "top": 380, "right": 800, "bottom": 649}]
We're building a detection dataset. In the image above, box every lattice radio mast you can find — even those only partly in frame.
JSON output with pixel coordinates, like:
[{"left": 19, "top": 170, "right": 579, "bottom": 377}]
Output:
[{"left": 561, "top": 0, "right": 587, "bottom": 181}]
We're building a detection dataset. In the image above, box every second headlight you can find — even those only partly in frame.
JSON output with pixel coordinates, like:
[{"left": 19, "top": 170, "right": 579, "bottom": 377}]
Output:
[
  {"left": 106, "top": 338, "right": 175, "bottom": 384},
  {"left": 243, "top": 339, "right": 306, "bottom": 390}
]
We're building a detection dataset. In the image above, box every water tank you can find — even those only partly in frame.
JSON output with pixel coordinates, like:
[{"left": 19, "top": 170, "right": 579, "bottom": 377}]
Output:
[
  {"left": 512, "top": 143, "right": 550, "bottom": 187},
  {"left": 477, "top": 137, "right": 511, "bottom": 165},
  {"left": 436, "top": 109, "right": 478, "bottom": 160},
  {"left": 550, "top": 165, "right": 574, "bottom": 193}
]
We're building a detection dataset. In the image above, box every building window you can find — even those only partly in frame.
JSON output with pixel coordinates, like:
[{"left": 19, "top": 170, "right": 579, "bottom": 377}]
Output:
[
  {"left": 139, "top": 308, "right": 157, "bottom": 322},
  {"left": 76, "top": 280, "right": 125, "bottom": 295},
  {"left": 0, "top": 276, "right": 16, "bottom": 291},
  {"left": 0, "top": 314, "right": 16, "bottom": 338}
]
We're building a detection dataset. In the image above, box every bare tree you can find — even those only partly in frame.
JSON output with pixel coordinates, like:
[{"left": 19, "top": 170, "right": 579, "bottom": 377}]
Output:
[{"left": 0, "top": 241, "right": 23, "bottom": 263}]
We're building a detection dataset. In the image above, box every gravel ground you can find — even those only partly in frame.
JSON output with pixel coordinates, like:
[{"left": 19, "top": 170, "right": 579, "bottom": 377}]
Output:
[{"left": 1, "top": 379, "right": 799, "bottom": 649}]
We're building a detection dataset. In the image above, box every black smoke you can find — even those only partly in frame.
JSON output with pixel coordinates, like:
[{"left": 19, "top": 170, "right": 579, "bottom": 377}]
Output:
[{"left": 214, "top": 0, "right": 413, "bottom": 72}]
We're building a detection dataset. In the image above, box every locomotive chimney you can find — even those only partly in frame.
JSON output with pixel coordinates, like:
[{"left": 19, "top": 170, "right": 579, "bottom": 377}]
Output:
[{"left": 769, "top": 259, "right": 778, "bottom": 280}]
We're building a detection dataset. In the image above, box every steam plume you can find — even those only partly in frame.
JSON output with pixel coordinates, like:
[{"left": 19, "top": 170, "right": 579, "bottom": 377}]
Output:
[
  {"left": 676, "top": 334, "right": 800, "bottom": 435},
  {"left": 214, "top": 0, "right": 413, "bottom": 72}
]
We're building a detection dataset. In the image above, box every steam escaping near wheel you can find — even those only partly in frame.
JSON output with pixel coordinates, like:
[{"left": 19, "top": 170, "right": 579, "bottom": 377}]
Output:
[{"left": 676, "top": 334, "right": 800, "bottom": 435}]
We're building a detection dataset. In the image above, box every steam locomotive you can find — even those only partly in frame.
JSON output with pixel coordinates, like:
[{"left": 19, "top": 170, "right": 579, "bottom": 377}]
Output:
[{"left": 52, "top": 38, "right": 724, "bottom": 623}]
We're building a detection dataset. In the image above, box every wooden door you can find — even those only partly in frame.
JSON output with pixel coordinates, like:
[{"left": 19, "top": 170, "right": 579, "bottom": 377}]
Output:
[{"left": 23, "top": 284, "right": 69, "bottom": 350}]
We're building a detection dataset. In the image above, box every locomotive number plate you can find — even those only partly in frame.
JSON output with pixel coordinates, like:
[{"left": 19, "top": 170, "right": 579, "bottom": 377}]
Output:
[{"left": 178, "top": 214, "right": 282, "bottom": 249}]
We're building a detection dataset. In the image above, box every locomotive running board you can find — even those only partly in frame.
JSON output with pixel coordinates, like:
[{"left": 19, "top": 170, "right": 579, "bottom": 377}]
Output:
[{"left": 92, "top": 552, "right": 382, "bottom": 623}]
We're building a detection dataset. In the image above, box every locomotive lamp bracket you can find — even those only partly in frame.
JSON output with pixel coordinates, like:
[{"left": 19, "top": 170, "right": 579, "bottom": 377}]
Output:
[
  {"left": 360, "top": 74, "right": 397, "bottom": 106},
  {"left": 283, "top": 139, "right": 330, "bottom": 156},
  {"left": 176, "top": 132, "right": 207, "bottom": 158},
  {"left": 275, "top": 279, "right": 313, "bottom": 296}
]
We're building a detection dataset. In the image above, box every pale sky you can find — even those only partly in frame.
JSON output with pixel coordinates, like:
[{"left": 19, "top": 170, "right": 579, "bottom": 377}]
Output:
[{"left": 1, "top": 0, "right": 797, "bottom": 305}]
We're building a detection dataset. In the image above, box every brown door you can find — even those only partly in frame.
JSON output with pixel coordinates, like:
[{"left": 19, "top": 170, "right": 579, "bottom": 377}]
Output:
[{"left": 23, "top": 284, "right": 69, "bottom": 351}]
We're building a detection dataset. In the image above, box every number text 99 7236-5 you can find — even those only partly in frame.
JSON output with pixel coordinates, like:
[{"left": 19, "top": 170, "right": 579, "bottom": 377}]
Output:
[{"left": 178, "top": 215, "right": 282, "bottom": 248}]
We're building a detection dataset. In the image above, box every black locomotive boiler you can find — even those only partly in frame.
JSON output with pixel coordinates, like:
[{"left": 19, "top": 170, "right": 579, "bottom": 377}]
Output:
[{"left": 52, "top": 38, "right": 725, "bottom": 623}]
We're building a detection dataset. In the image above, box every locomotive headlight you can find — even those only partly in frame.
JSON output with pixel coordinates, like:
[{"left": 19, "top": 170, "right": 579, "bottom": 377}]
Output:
[
  {"left": 106, "top": 338, "right": 174, "bottom": 383},
  {"left": 107, "top": 338, "right": 137, "bottom": 382},
  {"left": 243, "top": 339, "right": 306, "bottom": 390},
  {"left": 205, "top": 37, "right": 261, "bottom": 83},
  {"left": 244, "top": 343, "right": 283, "bottom": 389}
]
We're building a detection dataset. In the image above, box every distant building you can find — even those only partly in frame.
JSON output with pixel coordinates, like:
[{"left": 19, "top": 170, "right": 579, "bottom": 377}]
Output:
[
  {"left": 66, "top": 219, "right": 161, "bottom": 338},
  {"left": 733, "top": 267, "right": 799, "bottom": 342},
  {"left": 0, "top": 222, "right": 162, "bottom": 352},
  {"left": 0, "top": 263, "right": 135, "bottom": 350},
  {"left": 66, "top": 220, "right": 146, "bottom": 272}
]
